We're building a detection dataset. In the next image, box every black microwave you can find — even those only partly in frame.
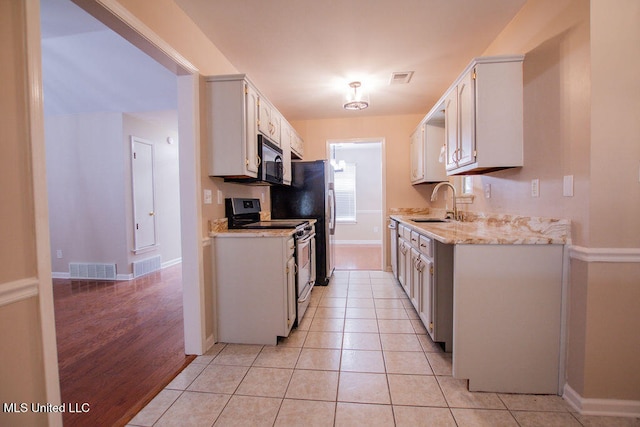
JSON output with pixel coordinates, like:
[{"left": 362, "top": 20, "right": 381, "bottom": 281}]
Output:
[
  {"left": 259, "top": 135, "right": 284, "bottom": 185},
  {"left": 224, "top": 135, "right": 283, "bottom": 185}
]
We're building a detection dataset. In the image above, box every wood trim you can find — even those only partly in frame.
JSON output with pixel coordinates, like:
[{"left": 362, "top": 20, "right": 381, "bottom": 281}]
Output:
[
  {"left": 568, "top": 245, "right": 640, "bottom": 263},
  {"left": 71, "top": 0, "right": 197, "bottom": 75},
  {"left": 25, "top": 0, "right": 63, "bottom": 424},
  {"left": 0, "top": 278, "right": 39, "bottom": 307}
]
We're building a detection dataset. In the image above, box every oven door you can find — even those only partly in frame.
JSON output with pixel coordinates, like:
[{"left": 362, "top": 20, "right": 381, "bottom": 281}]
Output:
[{"left": 296, "top": 231, "right": 315, "bottom": 322}]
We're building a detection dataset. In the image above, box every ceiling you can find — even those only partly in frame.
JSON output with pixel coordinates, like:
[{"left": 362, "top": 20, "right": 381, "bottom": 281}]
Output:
[
  {"left": 40, "top": 0, "right": 177, "bottom": 116},
  {"left": 39, "top": 0, "right": 526, "bottom": 121},
  {"left": 174, "top": 0, "right": 526, "bottom": 120}
]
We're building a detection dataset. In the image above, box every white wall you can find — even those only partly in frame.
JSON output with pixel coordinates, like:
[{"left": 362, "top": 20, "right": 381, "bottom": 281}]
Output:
[
  {"left": 46, "top": 111, "right": 182, "bottom": 277},
  {"left": 123, "top": 112, "right": 182, "bottom": 267},
  {"left": 46, "top": 112, "right": 129, "bottom": 275},
  {"left": 332, "top": 141, "right": 383, "bottom": 244}
]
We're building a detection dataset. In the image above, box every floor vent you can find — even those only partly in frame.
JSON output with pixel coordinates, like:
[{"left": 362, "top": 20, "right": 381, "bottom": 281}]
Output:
[
  {"left": 133, "top": 255, "right": 162, "bottom": 278},
  {"left": 69, "top": 263, "right": 117, "bottom": 280}
]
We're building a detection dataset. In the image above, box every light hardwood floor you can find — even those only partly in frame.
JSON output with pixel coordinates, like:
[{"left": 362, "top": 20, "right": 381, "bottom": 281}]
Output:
[{"left": 334, "top": 244, "right": 383, "bottom": 271}]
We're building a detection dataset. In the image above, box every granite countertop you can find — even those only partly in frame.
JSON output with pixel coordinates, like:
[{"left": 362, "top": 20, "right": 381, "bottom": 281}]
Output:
[{"left": 391, "top": 212, "right": 570, "bottom": 245}]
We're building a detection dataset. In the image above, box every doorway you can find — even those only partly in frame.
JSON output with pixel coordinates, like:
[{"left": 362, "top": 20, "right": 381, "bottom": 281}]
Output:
[
  {"left": 38, "top": 0, "right": 202, "bottom": 424},
  {"left": 328, "top": 139, "right": 384, "bottom": 270}
]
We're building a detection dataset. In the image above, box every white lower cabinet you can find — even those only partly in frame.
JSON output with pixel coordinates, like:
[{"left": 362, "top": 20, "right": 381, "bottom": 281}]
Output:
[
  {"left": 453, "top": 244, "right": 563, "bottom": 393},
  {"left": 213, "top": 235, "right": 296, "bottom": 345},
  {"left": 398, "top": 226, "right": 454, "bottom": 351}
]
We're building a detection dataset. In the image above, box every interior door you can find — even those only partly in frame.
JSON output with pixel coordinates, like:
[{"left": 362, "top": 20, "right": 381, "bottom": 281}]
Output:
[{"left": 132, "top": 137, "right": 157, "bottom": 250}]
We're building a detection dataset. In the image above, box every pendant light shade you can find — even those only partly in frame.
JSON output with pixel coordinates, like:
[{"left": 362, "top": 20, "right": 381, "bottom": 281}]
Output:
[{"left": 343, "top": 81, "right": 369, "bottom": 110}]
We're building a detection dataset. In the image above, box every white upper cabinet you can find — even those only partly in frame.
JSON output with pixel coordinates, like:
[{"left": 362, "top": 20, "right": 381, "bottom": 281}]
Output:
[
  {"left": 206, "top": 75, "right": 260, "bottom": 177},
  {"left": 437, "top": 55, "right": 524, "bottom": 175},
  {"left": 206, "top": 74, "right": 303, "bottom": 179},
  {"left": 258, "top": 99, "right": 281, "bottom": 146},
  {"left": 281, "top": 124, "right": 293, "bottom": 185},
  {"left": 290, "top": 131, "right": 304, "bottom": 159},
  {"left": 410, "top": 124, "right": 425, "bottom": 183},
  {"left": 411, "top": 113, "right": 447, "bottom": 185}
]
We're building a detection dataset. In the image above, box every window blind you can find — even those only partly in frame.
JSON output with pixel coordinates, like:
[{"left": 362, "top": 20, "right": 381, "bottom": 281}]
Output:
[{"left": 334, "top": 162, "right": 356, "bottom": 222}]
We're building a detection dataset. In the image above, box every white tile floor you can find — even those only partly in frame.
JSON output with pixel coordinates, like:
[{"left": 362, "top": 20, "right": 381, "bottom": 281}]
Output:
[{"left": 128, "top": 270, "right": 639, "bottom": 426}]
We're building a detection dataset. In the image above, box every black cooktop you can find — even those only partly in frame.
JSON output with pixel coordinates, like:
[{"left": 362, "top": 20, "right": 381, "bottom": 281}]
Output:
[{"left": 240, "top": 220, "right": 308, "bottom": 230}]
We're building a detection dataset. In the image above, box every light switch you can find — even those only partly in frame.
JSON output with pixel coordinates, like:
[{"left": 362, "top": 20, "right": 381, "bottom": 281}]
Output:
[
  {"left": 203, "top": 189, "right": 212, "bottom": 204},
  {"left": 563, "top": 175, "right": 574, "bottom": 197},
  {"left": 531, "top": 179, "right": 540, "bottom": 198},
  {"left": 484, "top": 184, "right": 491, "bottom": 199},
  {"left": 217, "top": 190, "right": 223, "bottom": 205}
]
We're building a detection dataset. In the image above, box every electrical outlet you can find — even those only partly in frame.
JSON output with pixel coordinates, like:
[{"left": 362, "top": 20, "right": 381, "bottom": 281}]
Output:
[
  {"left": 531, "top": 179, "right": 540, "bottom": 198},
  {"left": 56, "top": 249, "right": 63, "bottom": 259},
  {"left": 484, "top": 184, "right": 491, "bottom": 198}
]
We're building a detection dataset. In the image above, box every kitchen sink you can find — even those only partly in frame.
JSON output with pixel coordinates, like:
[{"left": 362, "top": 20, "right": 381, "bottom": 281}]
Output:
[{"left": 411, "top": 218, "right": 450, "bottom": 223}]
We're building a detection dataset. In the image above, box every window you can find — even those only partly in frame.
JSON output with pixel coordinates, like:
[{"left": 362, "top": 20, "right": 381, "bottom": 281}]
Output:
[{"left": 334, "top": 162, "right": 356, "bottom": 222}]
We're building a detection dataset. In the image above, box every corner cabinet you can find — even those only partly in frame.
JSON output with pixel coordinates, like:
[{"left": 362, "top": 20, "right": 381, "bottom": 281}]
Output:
[
  {"left": 444, "top": 55, "right": 524, "bottom": 175},
  {"left": 206, "top": 75, "right": 260, "bottom": 178},
  {"left": 206, "top": 74, "right": 304, "bottom": 180},
  {"left": 213, "top": 234, "right": 296, "bottom": 345}
]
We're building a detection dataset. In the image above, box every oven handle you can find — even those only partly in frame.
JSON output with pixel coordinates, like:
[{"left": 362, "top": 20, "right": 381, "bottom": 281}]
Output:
[
  {"left": 298, "top": 282, "right": 314, "bottom": 304},
  {"left": 296, "top": 232, "right": 316, "bottom": 245}
]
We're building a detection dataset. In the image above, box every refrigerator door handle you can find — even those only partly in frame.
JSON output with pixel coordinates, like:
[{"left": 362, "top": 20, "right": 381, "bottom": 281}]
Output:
[{"left": 328, "top": 187, "right": 336, "bottom": 235}]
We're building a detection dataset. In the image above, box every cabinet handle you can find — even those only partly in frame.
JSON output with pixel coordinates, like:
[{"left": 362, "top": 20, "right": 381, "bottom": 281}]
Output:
[{"left": 256, "top": 155, "right": 262, "bottom": 166}]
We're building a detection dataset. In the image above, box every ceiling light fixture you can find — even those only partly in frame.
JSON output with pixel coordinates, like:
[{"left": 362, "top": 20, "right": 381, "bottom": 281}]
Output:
[{"left": 343, "top": 81, "right": 369, "bottom": 111}]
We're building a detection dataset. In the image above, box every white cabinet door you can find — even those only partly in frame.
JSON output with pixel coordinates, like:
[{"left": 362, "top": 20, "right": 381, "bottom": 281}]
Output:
[
  {"left": 398, "top": 238, "right": 408, "bottom": 289},
  {"left": 258, "top": 100, "right": 281, "bottom": 146},
  {"left": 457, "top": 69, "right": 476, "bottom": 168},
  {"left": 281, "top": 125, "right": 292, "bottom": 185},
  {"left": 444, "top": 87, "right": 458, "bottom": 171},
  {"left": 445, "top": 70, "right": 476, "bottom": 171},
  {"left": 410, "top": 124, "right": 424, "bottom": 183},
  {"left": 286, "top": 255, "right": 296, "bottom": 331},
  {"left": 410, "top": 248, "right": 421, "bottom": 310},
  {"left": 417, "top": 253, "right": 434, "bottom": 339},
  {"left": 245, "top": 83, "right": 260, "bottom": 175}
]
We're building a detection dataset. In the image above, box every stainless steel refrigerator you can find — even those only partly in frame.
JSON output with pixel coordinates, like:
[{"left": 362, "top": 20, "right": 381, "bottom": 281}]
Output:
[{"left": 271, "top": 160, "right": 335, "bottom": 285}]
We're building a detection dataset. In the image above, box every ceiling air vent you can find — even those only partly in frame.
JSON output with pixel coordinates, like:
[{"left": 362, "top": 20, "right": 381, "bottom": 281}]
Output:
[{"left": 389, "top": 71, "right": 414, "bottom": 85}]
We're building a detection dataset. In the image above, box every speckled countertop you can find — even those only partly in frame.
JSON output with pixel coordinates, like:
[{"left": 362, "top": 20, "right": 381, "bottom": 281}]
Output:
[{"left": 391, "top": 212, "right": 570, "bottom": 245}]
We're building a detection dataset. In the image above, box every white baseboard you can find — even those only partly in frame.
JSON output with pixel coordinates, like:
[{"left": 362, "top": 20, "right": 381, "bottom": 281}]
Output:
[
  {"left": 204, "top": 334, "right": 216, "bottom": 355},
  {"left": 162, "top": 257, "right": 182, "bottom": 268},
  {"left": 564, "top": 383, "right": 640, "bottom": 418},
  {"left": 568, "top": 245, "right": 640, "bottom": 263},
  {"left": 52, "top": 259, "right": 182, "bottom": 282}
]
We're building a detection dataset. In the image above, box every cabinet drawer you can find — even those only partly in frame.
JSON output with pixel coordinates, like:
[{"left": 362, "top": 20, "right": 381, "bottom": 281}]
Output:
[
  {"left": 410, "top": 231, "right": 420, "bottom": 247},
  {"left": 418, "top": 235, "right": 433, "bottom": 257},
  {"left": 400, "top": 225, "right": 411, "bottom": 239}
]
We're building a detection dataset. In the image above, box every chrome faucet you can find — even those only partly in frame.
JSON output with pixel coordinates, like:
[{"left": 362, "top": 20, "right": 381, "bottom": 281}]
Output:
[{"left": 430, "top": 182, "right": 458, "bottom": 220}]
